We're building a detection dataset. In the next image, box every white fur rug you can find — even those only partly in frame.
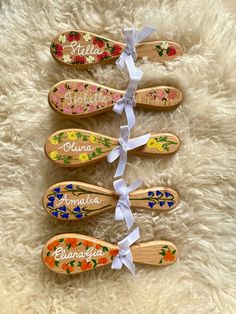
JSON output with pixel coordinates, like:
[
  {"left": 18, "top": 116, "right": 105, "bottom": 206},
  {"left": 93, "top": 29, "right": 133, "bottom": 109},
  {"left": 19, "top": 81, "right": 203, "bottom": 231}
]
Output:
[{"left": 1, "top": 0, "right": 236, "bottom": 313}]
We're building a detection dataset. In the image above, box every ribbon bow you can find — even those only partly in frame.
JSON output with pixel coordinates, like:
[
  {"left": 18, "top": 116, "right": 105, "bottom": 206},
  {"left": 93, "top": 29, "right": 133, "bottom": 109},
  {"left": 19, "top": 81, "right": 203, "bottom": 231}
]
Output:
[
  {"left": 113, "top": 178, "right": 142, "bottom": 229},
  {"left": 107, "top": 125, "right": 150, "bottom": 178},
  {"left": 116, "top": 26, "right": 156, "bottom": 73},
  {"left": 111, "top": 227, "right": 140, "bottom": 275},
  {"left": 113, "top": 68, "right": 143, "bottom": 130}
]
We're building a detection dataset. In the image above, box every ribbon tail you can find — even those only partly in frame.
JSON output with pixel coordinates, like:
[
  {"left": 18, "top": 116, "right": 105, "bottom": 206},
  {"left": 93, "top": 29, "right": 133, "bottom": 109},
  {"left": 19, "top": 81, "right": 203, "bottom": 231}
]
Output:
[
  {"left": 136, "top": 26, "right": 156, "bottom": 43},
  {"left": 107, "top": 147, "right": 121, "bottom": 163},
  {"left": 111, "top": 256, "right": 123, "bottom": 270},
  {"left": 127, "top": 178, "right": 142, "bottom": 194},
  {"left": 114, "top": 150, "right": 127, "bottom": 178},
  {"left": 114, "top": 205, "right": 124, "bottom": 221},
  {"left": 121, "top": 255, "right": 136, "bottom": 275},
  {"left": 113, "top": 99, "right": 125, "bottom": 115},
  {"left": 127, "top": 133, "right": 151, "bottom": 151},
  {"left": 116, "top": 53, "right": 126, "bottom": 70},
  {"left": 125, "top": 103, "right": 135, "bottom": 131}
]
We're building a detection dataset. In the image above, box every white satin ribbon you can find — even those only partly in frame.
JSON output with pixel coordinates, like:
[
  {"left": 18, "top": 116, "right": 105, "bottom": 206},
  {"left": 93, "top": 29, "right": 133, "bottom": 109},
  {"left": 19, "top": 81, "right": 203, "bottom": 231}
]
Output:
[
  {"left": 107, "top": 125, "right": 150, "bottom": 178},
  {"left": 111, "top": 227, "right": 140, "bottom": 275},
  {"left": 113, "top": 68, "right": 143, "bottom": 130},
  {"left": 113, "top": 178, "right": 142, "bottom": 229}
]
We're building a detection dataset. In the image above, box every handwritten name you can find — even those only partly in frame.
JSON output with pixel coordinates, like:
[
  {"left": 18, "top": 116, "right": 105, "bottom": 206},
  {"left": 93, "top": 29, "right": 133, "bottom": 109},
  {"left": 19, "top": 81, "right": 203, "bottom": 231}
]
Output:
[
  {"left": 64, "top": 42, "right": 102, "bottom": 55},
  {"left": 59, "top": 142, "right": 93, "bottom": 153},
  {"left": 65, "top": 90, "right": 107, "bottom": 106},
  {"left": 52, "top": 247, "right": 105, "bottom": 262},
  {"left": 57, "top": 193, "right": 101, "bottom": 207}
]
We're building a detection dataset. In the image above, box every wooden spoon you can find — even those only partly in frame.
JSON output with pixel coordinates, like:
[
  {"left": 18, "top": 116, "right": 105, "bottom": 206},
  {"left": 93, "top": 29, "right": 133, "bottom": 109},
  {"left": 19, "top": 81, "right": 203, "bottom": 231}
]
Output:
[
  {"left": 50, "top": 30, "right": 183, "bottom": 68},
  {"left": 43, "top": 181, "right": 179, "bottom": 221},
  {"left": 42, "top": 233, "right": 178, "bottom": 274},
  {"left": 48, "top": 80, "right": 183, "bottom": 118},
  {"left": 44, "top": 129, "right": 180, "bottom": 167}
]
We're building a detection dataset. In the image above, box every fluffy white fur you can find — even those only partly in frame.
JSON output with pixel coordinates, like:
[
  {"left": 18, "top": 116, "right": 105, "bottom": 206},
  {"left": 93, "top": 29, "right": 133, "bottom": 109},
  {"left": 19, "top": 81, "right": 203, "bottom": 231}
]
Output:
[{"left": 1, "top": 0, "right": 236, "bottom": 313}]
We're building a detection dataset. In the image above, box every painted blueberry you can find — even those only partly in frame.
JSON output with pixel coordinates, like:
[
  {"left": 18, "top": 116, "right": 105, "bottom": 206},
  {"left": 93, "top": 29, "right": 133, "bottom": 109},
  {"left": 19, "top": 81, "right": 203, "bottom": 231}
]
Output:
[
  {"left": 66, "top": 184, "right": 73, "bottom": 190},
  {"left": 156, "top": 191, "right": 163, "bottom": 197},
  {"left": 75, "top": 213, "right": 83, "bottom": 219},
  {"left": 61, "top": 213, "right": 69, "bottom": 219},
  {"left": 73, "top": 206, "right": 81, "bottom": 212},
  {"left": 148, "top": 201, "right": 155, "bottom": 208},
  {"left": 53, "top": 187, "right": 61, "bottom": 193},
  {"left": 159, "top": 201, "right": 165, "bottom": 207},
  {"left": 51, "top": 211, "right": 58, "bottom": 217},
  {"left": 165, "top": 192, "right": 172, "bottom": 198},
  {"left": 58, "top": 205, "right": 67, "bottom": 212},
  {"left": 56, "top": 193, "right": 63, "bottom": 200},
  {"left": 148, "top": 191, "right": 154, "bottom": 197},
  {"left": 167, "top": 201, "right": 175, "bottom": 207}
]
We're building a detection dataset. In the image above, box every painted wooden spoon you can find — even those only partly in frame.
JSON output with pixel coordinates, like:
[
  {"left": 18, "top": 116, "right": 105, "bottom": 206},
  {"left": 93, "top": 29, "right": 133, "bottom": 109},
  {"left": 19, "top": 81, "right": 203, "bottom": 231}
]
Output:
[
  {"left": 48, "top": 80, "right": 183, "bottom": 118},
  {"left": 50, "top": 30, "right": 183, "bottom": 68},
  {"left": 43, "top": 181, "right": 179, "bottom": 221},
  {"left": 44, "top": 129, "right": 180, "bottom": 167},
  {"left": 42, "top": 233, "right": 178, "bottom": 274}
]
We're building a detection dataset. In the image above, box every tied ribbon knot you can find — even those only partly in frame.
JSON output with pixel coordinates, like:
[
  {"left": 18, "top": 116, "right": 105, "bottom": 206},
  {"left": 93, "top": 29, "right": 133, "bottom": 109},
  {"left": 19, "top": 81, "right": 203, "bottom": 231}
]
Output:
[
  {"left": 111, "top": 227, "right": 140, "bottom": 275},
  {"left": 107, "top": 125, "right": 150, "bottom": 178},
  {"left": 113, "top": 178, "right": 142, "bottom": 229}
]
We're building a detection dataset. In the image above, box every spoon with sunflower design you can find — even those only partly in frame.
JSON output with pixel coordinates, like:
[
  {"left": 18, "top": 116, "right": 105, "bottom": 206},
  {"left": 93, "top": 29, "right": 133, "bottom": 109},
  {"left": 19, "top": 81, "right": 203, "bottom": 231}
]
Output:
[
  {"left": 48, "top": 80, "right": 183, "bottom": 117},
  {"left": 44, "top": 128, "right": 180, "bottom": 167},
  {"left": 42, "top": 232, "right": 178, "bottom": 274},
  {"left": 50, "top": 30, "right": 183, "bottom": 68},
  {"left": 43, "top": 181, "right": 179, "bottom": 221}
]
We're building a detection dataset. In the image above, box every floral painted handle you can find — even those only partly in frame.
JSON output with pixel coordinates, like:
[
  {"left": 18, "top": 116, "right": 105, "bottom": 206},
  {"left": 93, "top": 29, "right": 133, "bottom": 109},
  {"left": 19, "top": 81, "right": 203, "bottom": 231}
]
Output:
[
  {"left": 44, "top": 129, "right": 180, "bottom": 167},
  {"left": 48, "top": 80, "right": 183, "bottom": 117},
  {"left": 43, "top": 181, "right": 179, "bottom": 221},
  {"left": 42, "top": 233, "right": 178, "bottom": 274},
  {"left": 50, "top": 30, "right": 183, "bottom": 68}
]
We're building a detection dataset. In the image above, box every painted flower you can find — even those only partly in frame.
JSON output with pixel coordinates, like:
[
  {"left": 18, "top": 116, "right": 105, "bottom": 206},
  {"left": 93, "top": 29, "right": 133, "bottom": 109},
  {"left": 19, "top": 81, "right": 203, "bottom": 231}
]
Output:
[
  {"left": 78, "top": 153, "right": 89, "bottom": 162},
  {"left": 89, "top": 134, "right": 96, "bottom": 143},
  {"left": 90, "top": 85, "right": 98, "bottom": 93},
  {"left": 83, "top": 33, "right": 91, "bottom": 41},
  {"left": 88, "top": 104, "right": 96, "bottom": 112},
  {"left": 81, "top": 260, "right": 92, "bottom": 271},
  {"left": 49, "top": 151, "right": 59, "bottom": 160},
  {"left": 64, "top": 106, "right": 72, "bottom": 114},
  {"left": 67, "top": 131, "right": 77, "bottom": 140},
  {"left": 147, "top": 139, "right": 156, "bottom": 148},
  {"left": 155, "top": 142, "right": 163, "bottom": 151},
  {"left": 161, "top": 41, "right": 169, "bottom": 50},
  {"left": 167, "top": 46, "right": 176, "bottom": 56},
  {"left": 112, "top": 93, "right": 121, "bottom": 102},
  {"left": 76, "top": 105, "right": 84, "bottom": 113},
  {"left": 58, "top": 34, "right": 66, "bottom": 43},
  {"left": 57, "top": 85, "right": 66, "bottom": 93},
  {"left": 52, "top": 93, "right": 60, "bottom": 103},
  {"left": 62, "top": 263, "right": 74, "bottom": 273},
  {"left": 50, "top": 137, "right": 58, "bottom": 145},
  {"left": 44, "top": 256, "right": 55, "bottom": 268},
  {"left": 47, "top": 240, "right": 59, "bottom": 251},
  {"left": 83, "top": 240, "right": 93, "bottom": 247},
  {"left": 98, "top": 257, "right": 108, "bottom": 264},
  {"left": 86, "top": 55, "right": 95, "bottom": 63},
  {"left": 168, "top": 90, "right": 177, "bottom": 99},
  {"left": 157, "top": 90, "right": 165, "bottom": 100},
  {"left": 109, "top": 249, "right": 119, "bottom": 257},
  {"left": 77, "top": 82, "right": 85, "bottom": 91},
  {"left": 62, "top": 54, "right": 71, "bottom": 63},
  {"left": 95, "top": 244, "right": 101, "bottom": 249},
  {"left": 65, "top": 238, "right": 78, "bottom": 248},
  {"left": 163, "top": 250, "right": 175, "bottom": 262}
]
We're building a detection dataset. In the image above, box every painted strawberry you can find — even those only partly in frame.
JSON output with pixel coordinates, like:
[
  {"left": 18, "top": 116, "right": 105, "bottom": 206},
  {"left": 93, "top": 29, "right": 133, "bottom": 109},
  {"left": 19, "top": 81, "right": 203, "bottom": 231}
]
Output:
[
  {"left": 54, "top": 44, "right": 63, "bottom": 57},
  {"left": 73, "top": 56, "right": 86, "bottom": 64},
  {"left": 111, "top": 44, "right": 122, "bottom": 56},
  {"left": 93, "top": 37, "right": 105, "bottom": 48},
  {"left": 166, "top": 46, "right": 176, "bottom": 56},
  {"left": 97, "top": 51, "right": 109, "bottom": 61},
  {"left": 98, "top": 257, "right": 108, "bottom": 264}
]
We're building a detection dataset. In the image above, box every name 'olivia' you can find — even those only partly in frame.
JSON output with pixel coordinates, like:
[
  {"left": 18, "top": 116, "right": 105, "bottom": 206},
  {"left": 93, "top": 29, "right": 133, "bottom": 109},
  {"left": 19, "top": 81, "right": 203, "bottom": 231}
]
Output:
[
  {"left": 52, "top": 246, "right": 105, "bottom": 262},
  {"left": 64, "top": 42, "right": 102, "bottom": 55},
  {"left": 59, "top": 142, "right": 93, "bottom": 153}
]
